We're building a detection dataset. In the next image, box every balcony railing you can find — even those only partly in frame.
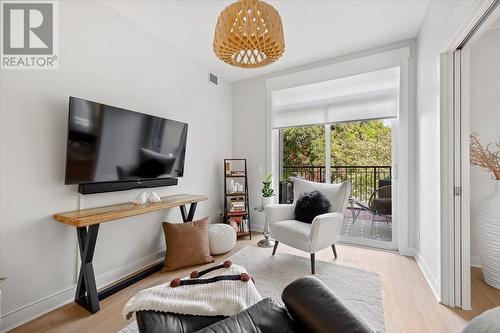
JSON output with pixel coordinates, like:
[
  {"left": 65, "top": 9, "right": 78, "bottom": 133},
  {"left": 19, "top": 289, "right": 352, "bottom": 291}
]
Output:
[{"left": 282, "top": 165, "right": 392, "bottom": 204}]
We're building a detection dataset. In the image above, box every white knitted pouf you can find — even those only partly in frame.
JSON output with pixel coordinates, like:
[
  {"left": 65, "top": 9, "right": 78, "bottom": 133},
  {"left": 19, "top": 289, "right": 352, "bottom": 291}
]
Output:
[{"left": 208, "top": 224, "right": 237, "bottom": 255}]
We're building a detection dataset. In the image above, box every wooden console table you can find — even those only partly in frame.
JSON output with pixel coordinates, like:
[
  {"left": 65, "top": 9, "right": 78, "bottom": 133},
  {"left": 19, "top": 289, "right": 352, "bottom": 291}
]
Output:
[{"left": 53, "top": 193, "right": 207, "bottom": 314}]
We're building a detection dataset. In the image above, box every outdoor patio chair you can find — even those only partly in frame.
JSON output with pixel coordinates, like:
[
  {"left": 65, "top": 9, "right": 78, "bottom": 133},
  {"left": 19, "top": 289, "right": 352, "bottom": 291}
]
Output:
[{"left": 349, "top": 185, "right": 392, "bottom": 234}]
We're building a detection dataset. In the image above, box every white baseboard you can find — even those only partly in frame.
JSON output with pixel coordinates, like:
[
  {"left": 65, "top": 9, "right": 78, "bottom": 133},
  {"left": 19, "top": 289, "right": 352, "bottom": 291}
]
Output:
[
  {"left": 339, "top": 237, "right": 398, "bottom": 251},
  {"left": 398, "top": 248, "right": 440, "bottom": 301},
  {"left": 1, "top": 286, "right": 76, "bottom": 333},
  {"left": 95, "top": 250, "right": 165, "bottom": 288},
  {"left": 412, "top": 249, "right": 440, "bottom": 302},
  {"left": 1, "top": 250, "right": 165, "bottom": 332},
  {"left": 470, "top": 255, "right": 481, "bottom": 268},
  {"left": 398, "top": 247, "right": 415, "bottom": 257}
]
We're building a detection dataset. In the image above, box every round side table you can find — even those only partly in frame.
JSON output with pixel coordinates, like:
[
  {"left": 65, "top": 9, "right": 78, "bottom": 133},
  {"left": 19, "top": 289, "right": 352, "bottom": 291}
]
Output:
[{"left": 254, "top": 206, "right": 276, "bottom": 248}]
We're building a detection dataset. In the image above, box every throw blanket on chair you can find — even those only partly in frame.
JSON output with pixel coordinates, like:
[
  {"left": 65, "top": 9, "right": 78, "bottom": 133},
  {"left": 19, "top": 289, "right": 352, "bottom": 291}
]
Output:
[{"left": 122, "top": 261, "right": 262, "bottom": 320}]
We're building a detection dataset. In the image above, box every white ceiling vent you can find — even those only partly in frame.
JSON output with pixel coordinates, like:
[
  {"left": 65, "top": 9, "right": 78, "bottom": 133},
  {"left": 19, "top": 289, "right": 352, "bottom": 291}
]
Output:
[{"left": 208, "top": 72, "right": 218, "bottom": 85}]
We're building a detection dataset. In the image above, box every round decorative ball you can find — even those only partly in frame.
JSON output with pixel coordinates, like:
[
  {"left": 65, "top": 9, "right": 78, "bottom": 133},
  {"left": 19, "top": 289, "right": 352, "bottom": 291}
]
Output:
[{"left": 208, "top": 224, "right": 237, "bottom": 255}]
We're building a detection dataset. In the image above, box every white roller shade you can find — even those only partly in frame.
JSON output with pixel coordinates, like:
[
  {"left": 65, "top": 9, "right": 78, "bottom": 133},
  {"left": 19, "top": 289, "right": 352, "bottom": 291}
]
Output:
[{"left": 271, "top": 67, "right": 399, "bottom": 128}]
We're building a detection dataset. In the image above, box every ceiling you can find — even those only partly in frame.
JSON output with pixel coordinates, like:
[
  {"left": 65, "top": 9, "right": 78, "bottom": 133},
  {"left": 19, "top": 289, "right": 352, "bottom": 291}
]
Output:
[{"left": 104, "top": 0, "right": 430, "bottom": 82}]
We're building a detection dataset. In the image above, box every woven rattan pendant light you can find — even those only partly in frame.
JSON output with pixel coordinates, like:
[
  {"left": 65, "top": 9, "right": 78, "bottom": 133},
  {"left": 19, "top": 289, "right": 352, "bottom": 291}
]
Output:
[{"left": 213, "top": 0, "right": 285, "bottom": 68}]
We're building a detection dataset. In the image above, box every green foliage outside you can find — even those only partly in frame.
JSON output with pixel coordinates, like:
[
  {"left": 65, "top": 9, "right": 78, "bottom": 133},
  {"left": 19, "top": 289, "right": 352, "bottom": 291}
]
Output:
[
  {"left": 282, "top": 120, "right": 392, "bottom": 167},
  {"left": 281, "top": 126, "right": 326, "bottom": 165}
]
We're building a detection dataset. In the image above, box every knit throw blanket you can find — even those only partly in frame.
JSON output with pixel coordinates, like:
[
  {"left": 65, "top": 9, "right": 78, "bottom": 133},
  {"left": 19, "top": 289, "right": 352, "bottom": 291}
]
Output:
[{"left": 122, "top": 261, "right": 262, "bottom": 320}]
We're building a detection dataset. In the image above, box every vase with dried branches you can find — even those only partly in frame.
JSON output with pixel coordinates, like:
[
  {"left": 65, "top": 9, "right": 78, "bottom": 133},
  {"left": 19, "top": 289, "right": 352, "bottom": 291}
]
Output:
[
  {"left": 470, "top": 133, "right": 500, "bottom": 179},
  {"left": 470, "top": 133, "right": 500, "bottom": 289}
]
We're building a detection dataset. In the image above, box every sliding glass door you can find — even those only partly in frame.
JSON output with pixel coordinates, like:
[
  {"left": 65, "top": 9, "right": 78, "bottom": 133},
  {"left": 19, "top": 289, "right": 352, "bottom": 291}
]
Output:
[
  {"left": 270, "top": 65, "right": 402, "bottom": 251},
  {"left": 278, "top": 119, "right": 397, "bottom": 250},
  {"left": 333, "top": 119, "right": 396, "bottom": 249}
]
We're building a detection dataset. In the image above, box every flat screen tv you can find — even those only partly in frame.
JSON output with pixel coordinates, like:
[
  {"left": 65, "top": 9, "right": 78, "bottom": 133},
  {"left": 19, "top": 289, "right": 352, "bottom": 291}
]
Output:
[{"left": 65, "top": 97, "right": 188, "bottom": 193}]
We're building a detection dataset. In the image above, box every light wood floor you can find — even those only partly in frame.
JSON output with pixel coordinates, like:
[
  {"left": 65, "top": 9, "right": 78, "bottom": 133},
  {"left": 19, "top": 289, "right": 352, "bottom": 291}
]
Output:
[{"left": 10, "top": 234, "right": 500, "bottom": 333}]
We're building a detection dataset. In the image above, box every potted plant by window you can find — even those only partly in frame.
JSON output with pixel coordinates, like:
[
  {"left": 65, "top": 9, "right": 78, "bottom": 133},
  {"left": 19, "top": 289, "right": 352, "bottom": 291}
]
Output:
[
  {"left": 259, "top": 174, "right": 276, "bottom": 248},
  {"left": 261, "top": 174, "right": 275, "bottom": 208},
  {"left": 470, "top": 133, "right": 500, "bottom": 289}
]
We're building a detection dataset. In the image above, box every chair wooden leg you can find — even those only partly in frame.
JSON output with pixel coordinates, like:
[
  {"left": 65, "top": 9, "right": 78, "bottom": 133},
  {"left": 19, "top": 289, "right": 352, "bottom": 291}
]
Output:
[
  {"left": 331, "top": 244, "right": 338, "bottom": 259},
  {"left": 272, "top": 241, "right": 279, "bottom": 255},
  {"left": 310, "top": 253, "right": 315, "bottom": 274}
]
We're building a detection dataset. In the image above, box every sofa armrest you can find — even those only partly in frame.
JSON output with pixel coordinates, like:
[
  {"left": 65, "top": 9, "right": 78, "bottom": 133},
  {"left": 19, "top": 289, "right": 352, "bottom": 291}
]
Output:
[
  {"left": 282, "top": 277, "right": 372, "bottom": 333},
  {"left": 264, "top": 204, "right": 295, "bottom": 224}
]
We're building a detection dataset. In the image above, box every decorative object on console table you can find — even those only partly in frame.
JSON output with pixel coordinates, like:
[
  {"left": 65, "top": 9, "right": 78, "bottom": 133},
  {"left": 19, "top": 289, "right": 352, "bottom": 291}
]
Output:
[
  {"left": 470, "top": 133, "right": 500, "bottom": 289},
  {"left": 132, "top": 192, "right": 148, "bottom": 205},
  {"left": 223, "top": 159, "right": 251, "bottom": 239},
  {"left": 148, "top": 191, "right": 161, "bottom": 203}
]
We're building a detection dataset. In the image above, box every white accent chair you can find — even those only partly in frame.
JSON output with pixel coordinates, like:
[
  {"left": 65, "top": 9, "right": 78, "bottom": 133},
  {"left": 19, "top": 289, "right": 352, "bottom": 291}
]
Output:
[{"left": 265, "top": 178, "right": 351, "bottom": 274}]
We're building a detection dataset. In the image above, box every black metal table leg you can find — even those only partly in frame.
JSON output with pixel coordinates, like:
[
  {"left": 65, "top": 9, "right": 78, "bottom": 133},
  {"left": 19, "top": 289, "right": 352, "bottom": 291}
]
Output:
[
  {"left": 180, "top": 202, "right": 198, "bottom": 222},
  {"left": 71, "top": 200, "right": 202, "bottom": 314},
  {"left": 75, "top": 225, "right": 100, "bottom": 313},
  {"left": 74, "top": 222, "right": 164, "bottom": 314}
]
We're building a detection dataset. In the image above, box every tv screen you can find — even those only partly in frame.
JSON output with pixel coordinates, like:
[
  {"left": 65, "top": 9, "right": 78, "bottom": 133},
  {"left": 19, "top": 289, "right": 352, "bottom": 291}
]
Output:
[{"left": 65, "top": 97, "right": 188, "bottom": 185}]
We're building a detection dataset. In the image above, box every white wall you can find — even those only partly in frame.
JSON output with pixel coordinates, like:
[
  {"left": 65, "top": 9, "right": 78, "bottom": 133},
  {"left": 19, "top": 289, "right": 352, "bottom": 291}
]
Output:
[
  {"left": 232, "top": 78, "right": 268, "bottom": 230},
  {"left": 232, "top": 39, "right": 418, "bottom": 238},
  {"left": 415, "top": 0, "right": 485, "bottom": 299},
  {"left": 0, "top": 1, "right": 232, "bottom": 330},
  {"left": 469, "top": 27, "right": 500, "bottom": 267}
]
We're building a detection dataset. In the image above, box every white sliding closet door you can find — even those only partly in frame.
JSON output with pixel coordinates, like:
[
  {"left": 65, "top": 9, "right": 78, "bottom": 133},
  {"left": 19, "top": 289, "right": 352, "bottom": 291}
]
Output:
[{"left": 440, "top": 50, "right": 471, "bottom": 309}]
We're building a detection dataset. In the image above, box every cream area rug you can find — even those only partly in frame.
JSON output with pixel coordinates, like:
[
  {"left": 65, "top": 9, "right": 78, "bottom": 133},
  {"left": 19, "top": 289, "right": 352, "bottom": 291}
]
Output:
[{"left": 120, "top": 245, "right": 385, "bottom": 333}]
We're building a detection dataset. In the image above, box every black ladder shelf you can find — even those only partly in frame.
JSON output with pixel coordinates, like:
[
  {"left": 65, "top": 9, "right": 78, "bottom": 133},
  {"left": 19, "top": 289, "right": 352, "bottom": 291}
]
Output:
[{"left": 223, "top": 159, "right": 251, "bottom": 239}]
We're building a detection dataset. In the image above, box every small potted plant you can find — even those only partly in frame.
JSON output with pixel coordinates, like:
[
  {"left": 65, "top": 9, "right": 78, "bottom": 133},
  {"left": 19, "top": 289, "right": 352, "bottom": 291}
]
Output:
[
  {"left": 470, "top": 133, "right": 500, "bottom": 289},
  {"left": 261, "top": 174, "right": 275, "bottom": 208}
]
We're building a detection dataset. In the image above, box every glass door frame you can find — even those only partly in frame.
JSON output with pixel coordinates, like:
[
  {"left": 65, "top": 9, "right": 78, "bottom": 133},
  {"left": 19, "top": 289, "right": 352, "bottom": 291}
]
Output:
[{"left": 336, "top": 118, "right": 398, "bottom": 251}]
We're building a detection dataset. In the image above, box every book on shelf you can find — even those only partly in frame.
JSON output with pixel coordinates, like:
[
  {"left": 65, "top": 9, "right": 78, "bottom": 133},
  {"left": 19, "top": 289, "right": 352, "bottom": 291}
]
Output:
[
  {"left": 230, "top": 170, "right": 245, "bottom": 176},
  {"left": 225, "top": 161, "right": 231, "bottom": 175},
  {"left": 227, "top": 209, "right": 246, "bottom": 216},
  {"left": 229, "top": 196, "right": 245, "bottom": 212}
]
